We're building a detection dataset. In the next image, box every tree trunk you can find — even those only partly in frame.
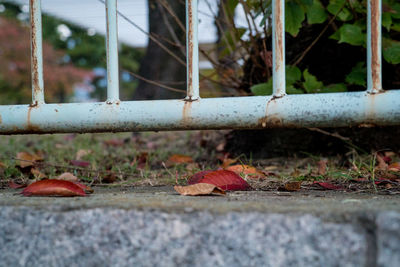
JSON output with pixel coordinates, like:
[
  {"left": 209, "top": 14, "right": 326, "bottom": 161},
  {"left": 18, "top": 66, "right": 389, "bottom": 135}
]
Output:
[{"left": 133, "top": 0, "right": 186, "bottom": 100}]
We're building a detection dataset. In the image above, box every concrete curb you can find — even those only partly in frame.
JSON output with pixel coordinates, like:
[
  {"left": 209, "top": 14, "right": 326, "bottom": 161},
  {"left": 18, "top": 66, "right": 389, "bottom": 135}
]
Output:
[{"left": 1, "top": 206, "right": 399, "bottom": 267}]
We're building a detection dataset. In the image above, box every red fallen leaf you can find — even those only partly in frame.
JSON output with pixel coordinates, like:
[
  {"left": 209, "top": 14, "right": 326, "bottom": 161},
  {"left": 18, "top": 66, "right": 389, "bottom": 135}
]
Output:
[
  {"left": 192, "top": 170, "right": 250, "bottom": 191},
  {"left": 188, "top": 170, "right": 213, "bottom": 185},
  {"left": 70, "top": 160, "right": 90, "bottom": 167},
  {"left": 21, "top": 179, "right": 86, "bottom": 197},
  {"left": 9, "top": 180, "right": 27, "bottom": 189},
  {"left": 382, "top": 156, "right": 392, "bottom": 164},
  {"left": 74, "top": 182, "right": 94, "bottom": 194},
  {"left": 313, "top": 181, "right": 343, "bottom": 190}
]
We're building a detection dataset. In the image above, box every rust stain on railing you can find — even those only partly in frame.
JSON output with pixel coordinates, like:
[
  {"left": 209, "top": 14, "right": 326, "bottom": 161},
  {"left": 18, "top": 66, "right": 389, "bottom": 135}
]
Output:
[{"left": 370, "top": 0, "right": 382, "bottom": 92}]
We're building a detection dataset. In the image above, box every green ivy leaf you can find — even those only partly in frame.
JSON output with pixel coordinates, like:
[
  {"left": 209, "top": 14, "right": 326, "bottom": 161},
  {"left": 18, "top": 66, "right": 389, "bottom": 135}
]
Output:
[
  {"left": 285, "top": 1, "right": 305, "bottom": 36},
  {"left": 251, "top": 80, "right": 273, "bottom": 96},
  {"left": 286, "top": 65, "right": 302, "bottom": 86},
  {"left": 303, "top": 69, "right": 323, "bottom": 93},
  {"left": 383, "top": 42, "right": 400, "bottom": 64},
  {"left": 382, "top": 13, "right": 392, "bottom": 31},
  {"left": 337, "top": 24, "right": 365, "bottom": 46},
  {"left": 287, "top": 85, "right": 304, "bottom": 94},
  {"left": 391, "top": 3, "right": 400, "bottom": 19},
  {"left": 306, "top": 0, "right": 328, "bottom": 24},
  {"left": 327, "top": 0, "right": 353, "bottom": 21},
  {"left": 323, "top": 83, "right": 347, "bottom": 93},
  {"left": 345, "top": 62, "right": 367, "bottom": 86}
]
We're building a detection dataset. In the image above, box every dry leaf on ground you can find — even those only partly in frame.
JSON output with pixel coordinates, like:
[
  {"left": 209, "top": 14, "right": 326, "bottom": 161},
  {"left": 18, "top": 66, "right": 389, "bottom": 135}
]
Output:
[
  {"left": 376, "top": 154, "right": 388, "bottom": 170},
  {"left": 21, "top": 179, "right": 86, "bottom": 197},
  {"left": 70, "top": 160, "right": 90, "bottom": 168},
  {"left": 279, "top": 181, "right": 302, "bottom": 192},
  {"left": 103, "top": 139, "right": 125, "bottom": 147},
  {"left": 31, "top": 168, "right": 46, "bottom": 179},
  {"left": 189, "top": 170, "right": 250, "bottom": 191},
  {"left": 16, "top": 152, "right": 43, "bottom": 168},
  {"left": 57, "top": 172, "right": 78, "bottom": 182},
  {"left": 174, "top": 183, "right": 226, "bottom": 196},
  {"left": 388, "top": 162, "right": 400, "bottom": 172},
  {"left": 75, "top": 149, "right": 91, "bottom": 160},
  {"left": 166, "top": 154, "right": 194, "bottom": 166},
  {"left": 313, "top": 181, "right": 343, "bottom": 190},
  {"left": 317, "top": 159, "right": 328, "bottom": 175},
  {"left": 225, "top": 164, "right": 266, "bottom": 179}
]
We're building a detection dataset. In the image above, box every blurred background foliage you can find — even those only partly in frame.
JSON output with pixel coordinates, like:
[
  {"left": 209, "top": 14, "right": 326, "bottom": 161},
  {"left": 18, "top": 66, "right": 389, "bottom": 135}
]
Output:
[{"left": 0, "top": 1, "right": 142, "bottom": 104}]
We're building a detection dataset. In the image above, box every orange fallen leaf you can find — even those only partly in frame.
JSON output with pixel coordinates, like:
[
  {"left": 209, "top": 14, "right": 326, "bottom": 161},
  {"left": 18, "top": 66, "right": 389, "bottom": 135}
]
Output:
[
  {"left": 16, "top": 152, "right": 43, "bottom": 168},
  {"left": 21, "top": 179, "right": 86, "bottom": 197},
  {"left": 388, "top": 162, "right": 400, "bottom": 172},
  {"left": 166, "top": 154, "right": 194, "bottom": 166},
  {"left": 58, "top": 172, "right": 78, "bottom": 182},
  {"left": 225, "top": 164, "right": 265, "bottom": 179},
  {"left": 220, "top": 158, "right": 237, "bottom": 169},
  {"left": 174, "top": 183, "right": 226, "bottom": 196}
]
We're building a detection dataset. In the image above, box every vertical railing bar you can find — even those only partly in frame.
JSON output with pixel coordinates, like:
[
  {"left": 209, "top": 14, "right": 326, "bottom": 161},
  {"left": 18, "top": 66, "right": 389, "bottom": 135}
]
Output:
[
  {"left": 367, "top": 0, "right": 383, "bottom": 93},
  {"left": 30, "top": 0, "right": 45, "bottom": 105},
  {"left": 272, "top": 0, "right": 286, "bottom": 97},
  {"left": 105, "top": 0, "right": 120, "bottom": 103},
  {"left": 185, "top": 0, "right": 200, "bottom": 101}
]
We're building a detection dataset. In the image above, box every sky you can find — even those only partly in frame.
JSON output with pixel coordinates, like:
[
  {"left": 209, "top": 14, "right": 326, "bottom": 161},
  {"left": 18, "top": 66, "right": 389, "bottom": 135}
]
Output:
[{"left": 8, "top": 0, "right": 222, "bottom": 47}]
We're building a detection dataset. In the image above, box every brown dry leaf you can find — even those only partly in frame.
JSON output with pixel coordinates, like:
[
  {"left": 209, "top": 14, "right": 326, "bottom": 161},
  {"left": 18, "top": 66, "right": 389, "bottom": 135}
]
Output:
[
  {"left": 225, "top": 164, "right": 266, "bottom": 179},
  {"left": 376, "top": 154, "right": 388, "bottom": 170},
  {"left": 31, "top": 168, "right": 46, "bottom": 179},
  {"left": 58, "top": 172, "right": 79, "bottom": 182},
  {"left": 75, "top": 149, "right": 91, "bottom": 160},
  {"left": 102, "top": 172, "right": 117, "bottom": 183},
  {"left": 166, "top": 154, "right": 194, "bottom": 166},
  {"left": 131, "top": 152, "right": 148, "bottom": 169},
  {"left": 16, "top": 152, "right": 43, "bottom": 168},
  {"left": 103, "top": 139, "right": 125, "bottom": 147},
  {"left": 185, "top": 162, "right": 200, "bottom": 172},
  {"left": 174, "top": 183, "right": 226, "bottom": 196},
  {"left": 317, "top": 159, "right": 328, "bottom": 175},
  {"left": 280, "top": 181, "right": 302, "bottom": 192},
  {"left": 0, "top": 161, "right": 6, "bottom": 169}
]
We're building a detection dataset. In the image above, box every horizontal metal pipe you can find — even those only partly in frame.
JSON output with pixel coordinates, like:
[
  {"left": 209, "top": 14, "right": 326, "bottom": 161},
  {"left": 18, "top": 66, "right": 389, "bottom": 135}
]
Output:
[{"left": 0, "top": 91, "right": 399, "bottom": 134}]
